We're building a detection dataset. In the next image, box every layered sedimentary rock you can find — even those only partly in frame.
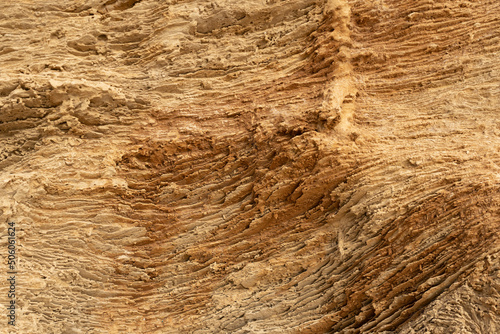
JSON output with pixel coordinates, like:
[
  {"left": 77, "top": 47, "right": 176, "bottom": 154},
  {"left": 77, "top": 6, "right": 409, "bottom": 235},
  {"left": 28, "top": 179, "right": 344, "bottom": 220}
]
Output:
[{"left": 0, "top": 0, "right": 499, "bottom": 333}]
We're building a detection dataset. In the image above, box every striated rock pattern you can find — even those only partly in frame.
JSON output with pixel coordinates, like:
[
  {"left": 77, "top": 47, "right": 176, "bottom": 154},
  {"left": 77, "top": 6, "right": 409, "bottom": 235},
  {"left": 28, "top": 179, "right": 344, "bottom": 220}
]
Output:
[{"left": 0, "top": 0, "right": 499, "bottom": 333}]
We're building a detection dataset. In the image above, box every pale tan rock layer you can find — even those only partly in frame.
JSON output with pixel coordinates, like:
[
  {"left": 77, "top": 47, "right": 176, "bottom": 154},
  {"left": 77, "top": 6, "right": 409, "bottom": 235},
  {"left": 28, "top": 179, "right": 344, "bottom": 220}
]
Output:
[{"left": 0, "top": 0, "right": 499, "bottom": 333}]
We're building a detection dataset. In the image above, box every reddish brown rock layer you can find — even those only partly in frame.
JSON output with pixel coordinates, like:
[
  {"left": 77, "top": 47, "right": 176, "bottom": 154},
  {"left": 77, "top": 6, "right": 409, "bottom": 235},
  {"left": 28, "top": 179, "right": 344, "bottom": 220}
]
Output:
[{"left": 0, "top": 0, "right": 499, "bottom": 333}]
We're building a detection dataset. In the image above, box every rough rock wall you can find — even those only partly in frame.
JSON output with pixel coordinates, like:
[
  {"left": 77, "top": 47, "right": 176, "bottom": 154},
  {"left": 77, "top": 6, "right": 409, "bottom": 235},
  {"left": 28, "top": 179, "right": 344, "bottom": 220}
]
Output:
[{"left": 0, "top": 0, "right": 499, "bottom": 333}]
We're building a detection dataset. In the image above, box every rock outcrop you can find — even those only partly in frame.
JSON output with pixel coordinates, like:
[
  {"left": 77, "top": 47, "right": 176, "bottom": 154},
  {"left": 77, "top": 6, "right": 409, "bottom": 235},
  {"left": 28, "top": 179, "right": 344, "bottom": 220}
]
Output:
[{"left": 0, "top": 0, "right": 499, "bottom": 333}]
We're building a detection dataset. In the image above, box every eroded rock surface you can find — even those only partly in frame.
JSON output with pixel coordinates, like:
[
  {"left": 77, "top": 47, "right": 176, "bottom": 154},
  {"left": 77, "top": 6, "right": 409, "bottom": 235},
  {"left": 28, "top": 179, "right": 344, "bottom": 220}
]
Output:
[{"left": 0, "top": 0, "right": 499, "bottom": 333}]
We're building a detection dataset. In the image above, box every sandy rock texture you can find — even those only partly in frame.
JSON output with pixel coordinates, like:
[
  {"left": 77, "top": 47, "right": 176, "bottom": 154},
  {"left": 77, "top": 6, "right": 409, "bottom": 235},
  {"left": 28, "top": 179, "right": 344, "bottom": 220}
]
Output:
[{"left": 0, "top": 0, "right": 499, "bottom": 333}]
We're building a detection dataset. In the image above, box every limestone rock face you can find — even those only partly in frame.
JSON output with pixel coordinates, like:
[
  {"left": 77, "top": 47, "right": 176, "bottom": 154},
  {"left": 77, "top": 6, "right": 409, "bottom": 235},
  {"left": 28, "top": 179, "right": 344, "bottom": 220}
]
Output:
[{"left": 0, "top": 0, "right": 499, "bottom": 333}]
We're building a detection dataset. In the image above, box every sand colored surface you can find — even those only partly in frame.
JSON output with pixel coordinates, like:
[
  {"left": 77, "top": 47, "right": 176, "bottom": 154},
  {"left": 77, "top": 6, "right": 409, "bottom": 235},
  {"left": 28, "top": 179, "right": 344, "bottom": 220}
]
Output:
[{"left": 0, "top": 0, "right": 499, "bottom": 333}]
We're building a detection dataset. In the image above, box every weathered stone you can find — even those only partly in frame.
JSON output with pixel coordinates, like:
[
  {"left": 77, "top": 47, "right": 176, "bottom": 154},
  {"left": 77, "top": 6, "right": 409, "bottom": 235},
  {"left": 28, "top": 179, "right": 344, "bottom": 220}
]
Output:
[{"left": 0, "top": 0, "right": 499, "bottom": 333}]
